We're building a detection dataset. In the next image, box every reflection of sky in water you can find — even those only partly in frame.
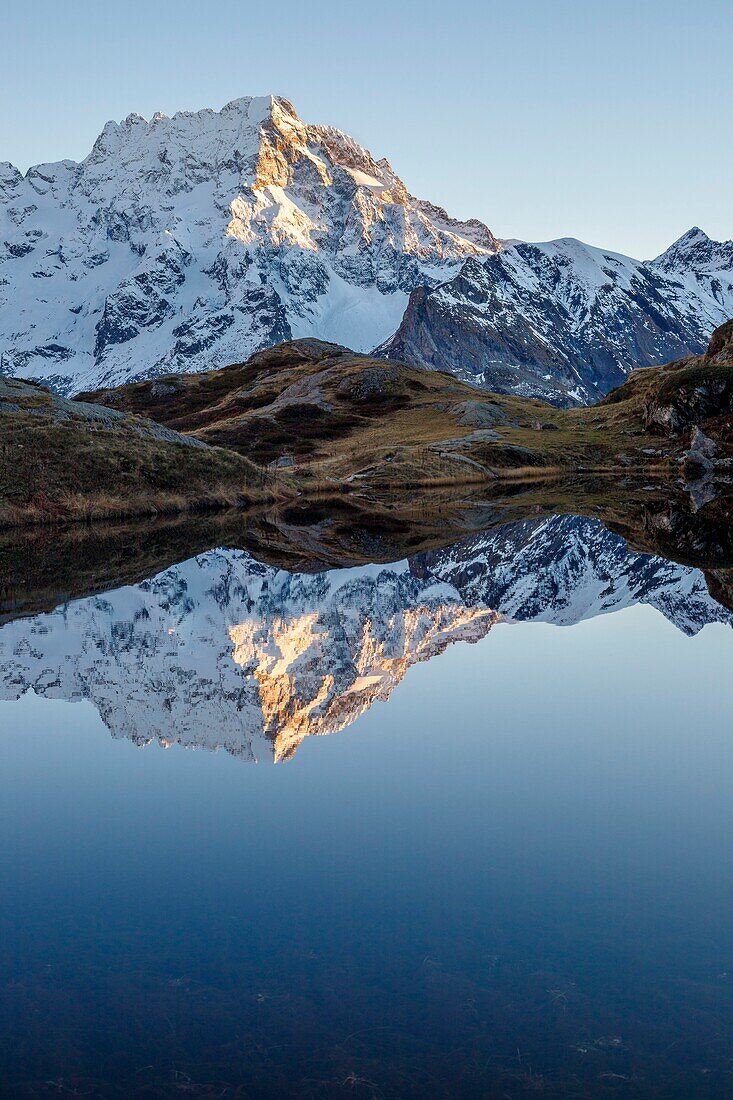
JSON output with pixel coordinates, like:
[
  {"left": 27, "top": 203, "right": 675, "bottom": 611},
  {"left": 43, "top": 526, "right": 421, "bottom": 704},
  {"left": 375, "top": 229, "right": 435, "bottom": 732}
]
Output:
[{"left": 0, "top": 602, "right": 732, "bottom": 1095}]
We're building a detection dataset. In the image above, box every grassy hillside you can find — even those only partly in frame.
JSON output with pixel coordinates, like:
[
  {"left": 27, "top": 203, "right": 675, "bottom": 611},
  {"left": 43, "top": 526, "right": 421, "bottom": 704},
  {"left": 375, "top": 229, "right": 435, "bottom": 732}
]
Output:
[
  {"left": 0, "top": 377, "right": 274, "bottom": 526},
  {"left": 2, "top": 321, "right": 731, "bottom": 528},
  {"left": 78, "top": 338, "right": 669, "bottom": 491}
]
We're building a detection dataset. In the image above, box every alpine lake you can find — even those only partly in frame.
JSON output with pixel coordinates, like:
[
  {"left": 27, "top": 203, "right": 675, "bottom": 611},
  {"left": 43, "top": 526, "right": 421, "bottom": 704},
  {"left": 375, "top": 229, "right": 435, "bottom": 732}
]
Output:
[{"left": 0, "top": 482, "right": 732, "bottom": 1098}]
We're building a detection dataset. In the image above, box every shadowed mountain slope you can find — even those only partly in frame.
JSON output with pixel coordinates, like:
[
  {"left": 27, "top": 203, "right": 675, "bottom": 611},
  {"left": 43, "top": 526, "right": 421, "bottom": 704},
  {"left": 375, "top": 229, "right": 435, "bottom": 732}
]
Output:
[{"left": 378, "top": 230, "right": 733, "bottom": 404}]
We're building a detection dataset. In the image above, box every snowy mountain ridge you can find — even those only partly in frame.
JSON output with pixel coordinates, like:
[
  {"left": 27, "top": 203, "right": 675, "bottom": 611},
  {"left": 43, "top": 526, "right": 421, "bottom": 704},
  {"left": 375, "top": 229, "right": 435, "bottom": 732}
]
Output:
[
  {"left": 380, "top": 229, "right": 733, "bottom": 404},
  {"left": 0, "top": 95, "right": 498, "bottom": 393},
  {"left": 1, "top": 94, "right": 731, "bottom": 401}
]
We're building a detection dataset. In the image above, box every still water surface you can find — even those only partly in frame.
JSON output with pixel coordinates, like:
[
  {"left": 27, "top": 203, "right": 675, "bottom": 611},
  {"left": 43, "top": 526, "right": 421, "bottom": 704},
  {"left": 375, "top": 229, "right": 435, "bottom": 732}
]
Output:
[{"left": 0, "top": 520, "right": 732, "bottom": 1097}]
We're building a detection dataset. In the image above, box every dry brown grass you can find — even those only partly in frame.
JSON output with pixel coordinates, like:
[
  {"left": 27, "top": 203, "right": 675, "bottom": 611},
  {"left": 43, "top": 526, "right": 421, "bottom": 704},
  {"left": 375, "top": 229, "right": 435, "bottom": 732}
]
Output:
[
  {"left": 6, "top": 334, "right": 730, "bottom": 529},
  {"left": 0, "top": 387, "right": 281, "bottom": 529},
  {"left": 74, "top": 340, "right": 682, "bottom": 501},
  {"left": 0, "top": 485, "right": 277, "bottom": 529}
]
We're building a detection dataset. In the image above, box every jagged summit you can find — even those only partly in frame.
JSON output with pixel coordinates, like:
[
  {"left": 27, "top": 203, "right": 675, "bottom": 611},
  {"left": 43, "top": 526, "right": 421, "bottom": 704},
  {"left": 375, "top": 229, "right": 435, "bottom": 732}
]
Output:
[
  {"left": 87, "top": 94, "right": 285, "bottom": 167},
  {"left": 652, "top": 224, "right": 733, "bottom": 276},
  {"left": 1, "top": 95, "right": 730, "bottom": 401},
  {"left": 654, "top": 226, "right": 710, "bottom": 257},
  {"left": 0, "top": 94, "right": 499, "bottom": 393}
]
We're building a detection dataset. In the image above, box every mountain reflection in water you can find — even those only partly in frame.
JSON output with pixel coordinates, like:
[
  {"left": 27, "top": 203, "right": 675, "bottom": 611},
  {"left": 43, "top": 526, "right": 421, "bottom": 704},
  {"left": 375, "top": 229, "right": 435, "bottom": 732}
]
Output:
[{"left": 1, "top": 514, "right": 730, "bottom": 762}]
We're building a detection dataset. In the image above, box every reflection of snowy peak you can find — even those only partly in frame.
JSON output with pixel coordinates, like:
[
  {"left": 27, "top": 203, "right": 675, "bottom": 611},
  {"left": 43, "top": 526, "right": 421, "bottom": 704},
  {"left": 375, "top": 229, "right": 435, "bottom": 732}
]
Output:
[
  {"left": 0, "top": 96, "right": 498, "bottom": 394},
  {"left": 422, "top": 515, "right": 731, "bottom": 636},
  {"left": 380, "top": 230, "right": 733, "bottom": 405},
  {"left": 229, "top": 566, "right": 494, "bottom": 761},
  {"left": 0, "top": 553, "right": 496, "bottom": 761},
  {"left": 0, "top": 516, "right": 729, "bottom": 760}
]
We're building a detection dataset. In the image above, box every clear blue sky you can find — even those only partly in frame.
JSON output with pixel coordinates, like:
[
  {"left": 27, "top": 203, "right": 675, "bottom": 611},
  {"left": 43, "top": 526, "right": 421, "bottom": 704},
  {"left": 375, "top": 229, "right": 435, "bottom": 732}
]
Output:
[{"left": 2, "top": 0, "right": 730, "bottom": 259}]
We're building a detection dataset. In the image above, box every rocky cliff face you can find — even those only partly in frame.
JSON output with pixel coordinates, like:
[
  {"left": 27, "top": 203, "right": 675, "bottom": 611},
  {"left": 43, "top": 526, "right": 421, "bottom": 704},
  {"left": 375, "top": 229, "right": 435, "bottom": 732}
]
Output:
[
  {"left": 0, "top": 516, "right": 728, "bottom": 761},
  {"left": 644, "top": 318, "right": 733, "bottom": 435},
  {"left": 379, "top": 231, "right": 733, "bottom": 405},
  {"left": 0, "top": 96, "right": 498, "bottom": 394}
]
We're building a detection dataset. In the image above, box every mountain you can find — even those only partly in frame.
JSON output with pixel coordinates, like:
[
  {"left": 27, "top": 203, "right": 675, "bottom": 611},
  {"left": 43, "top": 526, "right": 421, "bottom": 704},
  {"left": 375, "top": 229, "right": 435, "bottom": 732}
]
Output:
[
  {"left": 0, "top": 96, "right": 498, "bottom": 394},
  {"left": 379, "top": 230, "right": 733, "bottom": 404},
  {"left": 3, "top": 95, "right": 731, "bottom": 406},
  {"left": 0, "top": 516, "right": 729, "bottom": 761}
]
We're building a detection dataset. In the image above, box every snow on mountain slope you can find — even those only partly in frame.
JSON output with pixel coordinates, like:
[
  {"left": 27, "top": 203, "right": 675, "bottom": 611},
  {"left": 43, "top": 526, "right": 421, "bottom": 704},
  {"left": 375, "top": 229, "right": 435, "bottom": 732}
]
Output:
[
  {"left": 649, "top": 227, "right": 733, "bottom": 327},
  {"left": 0, "top": 517, "right": 728, "bottom": 760},
  {"left": 379, "top": 230, "right": 733, "bottom": 405},
  {"left": 3, "top": 96, "right": 730, "bottom": 404},
  {"left": 0, "top": 96, "right": 499, "bottom": 394}
]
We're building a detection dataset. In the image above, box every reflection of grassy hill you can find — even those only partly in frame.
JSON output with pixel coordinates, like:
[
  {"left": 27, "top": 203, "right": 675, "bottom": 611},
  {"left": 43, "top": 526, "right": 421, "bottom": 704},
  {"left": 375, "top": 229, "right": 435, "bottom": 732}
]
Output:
[
  {"left": 0, "top": 377, "right": 273, "bottom": 525},
  {"left": 3, "top": 478, "right": 733, "bottom": 626}
]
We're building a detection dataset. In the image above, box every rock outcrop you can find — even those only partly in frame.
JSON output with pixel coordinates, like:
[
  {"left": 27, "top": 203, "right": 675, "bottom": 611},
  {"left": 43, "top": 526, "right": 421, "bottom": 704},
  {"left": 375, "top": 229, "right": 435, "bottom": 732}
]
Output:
[{"left": 644, "top": 319, "right": 733, "bottom": 435}]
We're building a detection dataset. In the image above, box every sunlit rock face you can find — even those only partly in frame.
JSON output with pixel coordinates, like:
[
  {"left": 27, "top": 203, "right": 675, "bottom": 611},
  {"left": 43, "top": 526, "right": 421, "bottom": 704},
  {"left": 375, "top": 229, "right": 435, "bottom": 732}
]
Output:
[
  {"left": 0, "top": 96, "right": 498, "bottom": 394},
  {"left": 230, "top": 596, "right": 496, "bottom": 761},
  {"left": 0, "top": 517, "right": 730, "bottom": 760}
]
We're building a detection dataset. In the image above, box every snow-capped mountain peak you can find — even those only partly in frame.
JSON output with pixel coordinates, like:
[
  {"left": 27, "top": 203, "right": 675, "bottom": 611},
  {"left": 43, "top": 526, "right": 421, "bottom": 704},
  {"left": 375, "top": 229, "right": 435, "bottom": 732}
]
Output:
[
  {"left": 0, "top": 95, "right": 499, "bottom": 393},
  {"left": 651, "top": 225, "right": 733, "bottom": 277},
  {"left": 2, "top": 96, "right": 730, "bottom": 402},
  {"left": 653, "top": 226, "right": 710, "bottom": 259}
]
